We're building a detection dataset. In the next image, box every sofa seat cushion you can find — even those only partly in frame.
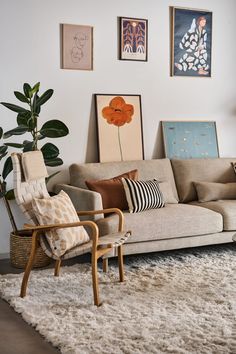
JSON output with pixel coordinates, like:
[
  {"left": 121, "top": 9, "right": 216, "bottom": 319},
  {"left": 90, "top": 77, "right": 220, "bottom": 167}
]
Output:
[
  {"left": 96, "top": 204, "right": 223, "bottom": 243},
  {"left": 190, "top": 200, "right": 236, "bottom": 231}
]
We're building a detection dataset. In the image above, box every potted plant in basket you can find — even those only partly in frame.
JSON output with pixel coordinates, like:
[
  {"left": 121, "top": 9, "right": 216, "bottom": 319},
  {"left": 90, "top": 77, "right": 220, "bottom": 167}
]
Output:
[{"left": 0, "top": 82, "right": 69, "bottom": 268}]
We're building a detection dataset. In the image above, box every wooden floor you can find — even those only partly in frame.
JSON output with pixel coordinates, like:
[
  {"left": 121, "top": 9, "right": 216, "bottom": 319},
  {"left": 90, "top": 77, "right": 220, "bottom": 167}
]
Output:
[{"left": 0, "top": 255, "right": 90, "bottom": 354}]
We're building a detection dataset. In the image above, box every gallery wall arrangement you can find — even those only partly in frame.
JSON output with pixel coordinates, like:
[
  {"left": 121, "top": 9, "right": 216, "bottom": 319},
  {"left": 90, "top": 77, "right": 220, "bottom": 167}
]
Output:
[{"left": 59, "top": 6, "right": 213, "bottom": 162}]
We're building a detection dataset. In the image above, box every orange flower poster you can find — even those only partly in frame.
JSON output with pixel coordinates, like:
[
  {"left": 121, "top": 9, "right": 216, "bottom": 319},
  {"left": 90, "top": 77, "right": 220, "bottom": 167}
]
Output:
[{"left": 95, "top": 94, "right": 144, "bottom": 162}]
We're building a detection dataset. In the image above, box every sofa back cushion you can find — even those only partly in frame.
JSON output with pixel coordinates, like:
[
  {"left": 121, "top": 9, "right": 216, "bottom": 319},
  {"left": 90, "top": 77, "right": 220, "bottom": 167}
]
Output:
[
  {"left": 70, "top": 158, "right": 179, "bottom": 200},
  {"left": 171, "top": 158, "right": 236, "bottom": 202}
]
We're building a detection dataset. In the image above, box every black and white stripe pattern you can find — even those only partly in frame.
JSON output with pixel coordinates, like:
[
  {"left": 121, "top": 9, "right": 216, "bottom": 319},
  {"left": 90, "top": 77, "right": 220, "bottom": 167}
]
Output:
[{"left": 122, "top": 178, "right": 165, "bottom": 213}]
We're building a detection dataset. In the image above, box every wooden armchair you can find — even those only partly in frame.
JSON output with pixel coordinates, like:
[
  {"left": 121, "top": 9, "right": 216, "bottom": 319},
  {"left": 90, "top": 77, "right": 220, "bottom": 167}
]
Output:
[{"left": 11, "top": 151, "right": 131, "bottom": 306}]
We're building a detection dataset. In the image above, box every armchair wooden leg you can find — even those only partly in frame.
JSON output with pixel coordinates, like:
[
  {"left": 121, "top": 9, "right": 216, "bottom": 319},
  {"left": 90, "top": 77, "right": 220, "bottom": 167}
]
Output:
[
  {"left": 92, "top": 251, "right": 100, "bottom": 306},
  {"left": 118, "top": 245, "right": 124, "bottom": 283},
  {"left": 54, "top": 259, "right": 61, "bottom": 276},
  {"left": 20, "top": 231, "right": 38, "bottom": 298},
  {"left": 102, "top": 258, "right": 108, "bottom": 273}
]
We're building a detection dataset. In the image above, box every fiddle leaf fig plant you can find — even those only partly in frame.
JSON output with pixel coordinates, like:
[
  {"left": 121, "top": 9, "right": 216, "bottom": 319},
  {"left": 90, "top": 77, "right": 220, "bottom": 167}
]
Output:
[
  {"left": 1, "top": 82, "right": 69, "bottom": 179},
  {"left": 0, "top": 82, "right": 70, "bottom": 231}
]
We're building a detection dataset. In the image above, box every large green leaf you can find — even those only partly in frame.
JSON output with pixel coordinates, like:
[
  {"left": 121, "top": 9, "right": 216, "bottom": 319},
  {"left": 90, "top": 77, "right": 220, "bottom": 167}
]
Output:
[
  {"left": 1, "top": 102, "right": 28, "bottom": 113},
  {"left": 2, "top": 156, "right": 13, "bottom": 179},
  {"left": 14, "top": 91, "right": 29, "bottom": 103},
  {"left": 17, "top": 111, "right": 31, "bottom": 126},
  {"left": 40, "top": 120, "right": 69, "bottom": 138},
  {"left": 41, "top": 143, "right": 59, "bottom": 160},
  {"left": 4, "top": 143, "right": 24, "bottom": 148},
  {"left": 3, "top": 126, "right": 29, "bottom": 138},
  {"left": 31, "top": 82, "right": 40, "bottom": 95},
  {"left": 23, "top": 83, "right": 32, "bottom": 98},
  {"left": 34, "top": 95, "right": 41, "bottom": 115},
  {"left": 0, "top": 127, "right": 3, "bottom": 139},
  {"left": 0, "top": 145, "right": 8, "bottom": 154},
  {"left": 23, "top": 140, "right": 34, "bottom": 152},
  {"left": 36, "top": 89, "right": 53, "bottom": 107},
  {"left": 44, "top": 158, "right": 63, "bottom": 166}
]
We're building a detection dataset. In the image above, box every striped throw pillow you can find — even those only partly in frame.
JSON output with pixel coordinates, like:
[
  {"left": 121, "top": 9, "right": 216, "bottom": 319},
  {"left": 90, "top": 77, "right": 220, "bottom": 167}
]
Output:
[{"left": 122, "top": 178, "right": 165, "bottom": 213}]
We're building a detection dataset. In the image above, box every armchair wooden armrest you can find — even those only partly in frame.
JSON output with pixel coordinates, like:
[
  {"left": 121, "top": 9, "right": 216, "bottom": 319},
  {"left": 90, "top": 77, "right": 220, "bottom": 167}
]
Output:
[
  {"left": 77, "top": 208, "right": 124, "bottom": 232},
  {"left": 23, "top": 220, "right": 99, "bottom": 243}
]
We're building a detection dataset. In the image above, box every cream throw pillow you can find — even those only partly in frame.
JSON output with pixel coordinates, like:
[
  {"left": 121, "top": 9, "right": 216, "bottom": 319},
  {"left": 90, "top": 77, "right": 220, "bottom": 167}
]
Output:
[
  {"left": 194, "top": 181, "right": 236, "bottom": 202},
  {"left": 32, "top": 190, "right": 90, "bottom": 258},
  {"left": 158, "top": 181, "right": 178, "bottom": 204}
]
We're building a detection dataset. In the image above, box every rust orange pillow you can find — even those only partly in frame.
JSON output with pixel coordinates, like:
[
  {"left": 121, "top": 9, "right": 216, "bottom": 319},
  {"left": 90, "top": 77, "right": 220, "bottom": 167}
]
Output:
[{"left": 85, "top": 170, "right": 138, "bottom": 210}]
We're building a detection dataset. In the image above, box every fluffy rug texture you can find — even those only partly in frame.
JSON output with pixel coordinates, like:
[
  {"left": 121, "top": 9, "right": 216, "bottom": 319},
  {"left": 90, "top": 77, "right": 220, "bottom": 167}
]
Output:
[{"left": 1, "top": 245, "right": 236, "bottom": 354}]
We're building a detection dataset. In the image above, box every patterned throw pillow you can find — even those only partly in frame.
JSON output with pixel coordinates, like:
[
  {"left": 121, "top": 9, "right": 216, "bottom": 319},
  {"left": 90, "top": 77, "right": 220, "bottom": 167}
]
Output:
[
  {"left": 32, "top": 190, "right": 90, "bottom": 258},
  {"left": 122, "top": 178, "right": 165, "bottom": 213}
]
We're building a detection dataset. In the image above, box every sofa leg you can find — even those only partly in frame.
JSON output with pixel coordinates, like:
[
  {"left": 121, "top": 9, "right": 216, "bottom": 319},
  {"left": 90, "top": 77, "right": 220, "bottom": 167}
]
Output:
[
  {"left": 54, "top": 259, "right": 61, "bottom": 276},
  {"left": 103, "top": 258, "right": 108, "bottom": 273}
]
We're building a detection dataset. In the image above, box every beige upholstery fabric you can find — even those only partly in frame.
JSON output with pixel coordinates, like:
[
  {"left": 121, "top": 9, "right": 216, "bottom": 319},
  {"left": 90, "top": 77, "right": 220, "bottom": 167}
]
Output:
[
  {"left": 121, "top": 231, "right": 235, "bottom": 256},
  {"left": 32, "top": 190, "right": 90, "bottom": 258},
  {"left": 159, "top": 181, "right": 178, "bottom": 204},
  {"left": 191, "top": 200, "right": 236, "bottom": 231},
  {"left": 70, "top": 158, "right": 179, "bottom": 201},
  {"left": 96, "top": 204, "right": 223, "bottom": 243},
  {"left": 22, "top": 151, "right": 48, "bottom": 182},
  {"left": 171, "top": 158, "right": 236, "bottom": 202},
  {"left": 54, "top": 184, "right": 103, "bottom": 221},
  {"left": 194, "top": 181, "right": 236, "bottom": 202}
]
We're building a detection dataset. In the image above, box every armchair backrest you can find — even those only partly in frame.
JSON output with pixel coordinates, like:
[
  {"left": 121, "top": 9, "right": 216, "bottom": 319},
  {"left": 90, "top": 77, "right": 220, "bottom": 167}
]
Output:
[{"left": 11, "top": 151, "right": 49, "bottom": 225}]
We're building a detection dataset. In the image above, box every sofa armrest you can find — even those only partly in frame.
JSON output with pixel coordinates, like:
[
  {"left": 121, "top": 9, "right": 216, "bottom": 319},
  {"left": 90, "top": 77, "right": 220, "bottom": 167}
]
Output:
[{"left": 54, "top": 184, "right": 103, "bottom": 221}]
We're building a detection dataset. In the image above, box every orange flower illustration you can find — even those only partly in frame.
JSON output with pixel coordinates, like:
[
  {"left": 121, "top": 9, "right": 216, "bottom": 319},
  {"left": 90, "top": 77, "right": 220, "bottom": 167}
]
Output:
[
  {"left": 102, "top": 96, "right": 134, "bottom": 127},
  {"left": 102, "top": 96, "right": 134, "bottom": 160}
]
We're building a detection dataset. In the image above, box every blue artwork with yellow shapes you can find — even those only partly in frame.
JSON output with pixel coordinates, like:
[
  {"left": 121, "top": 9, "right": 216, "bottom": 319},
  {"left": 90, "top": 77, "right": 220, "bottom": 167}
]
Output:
[{"left": 162, "top": 121, "right": 219, "bottom": 159}]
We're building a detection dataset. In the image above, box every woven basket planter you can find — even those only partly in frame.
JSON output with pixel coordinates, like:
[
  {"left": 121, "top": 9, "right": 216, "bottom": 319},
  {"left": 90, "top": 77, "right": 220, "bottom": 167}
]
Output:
[{"left": 10, "top": 231, "right": 51, "bottom": 269}]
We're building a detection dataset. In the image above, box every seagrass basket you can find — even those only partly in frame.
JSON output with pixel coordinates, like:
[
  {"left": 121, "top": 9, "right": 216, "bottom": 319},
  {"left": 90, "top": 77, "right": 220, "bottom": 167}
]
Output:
[{"left": 10, "top": 231, "right": 51, "bottom": 269}]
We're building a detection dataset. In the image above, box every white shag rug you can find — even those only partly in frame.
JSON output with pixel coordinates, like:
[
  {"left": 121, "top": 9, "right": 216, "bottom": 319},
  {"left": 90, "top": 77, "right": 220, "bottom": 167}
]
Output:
[{"left": 1, "top": 245, "right": 236, "bottom": 354}]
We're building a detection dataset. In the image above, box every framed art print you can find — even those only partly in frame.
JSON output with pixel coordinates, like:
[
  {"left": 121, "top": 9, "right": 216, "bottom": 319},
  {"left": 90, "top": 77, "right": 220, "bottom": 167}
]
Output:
[
  {"left": 119, "top": 17, "right": 148, "bottom": 61},
  {"left": 61, "top": 24, "right": 93, "bottom": 70},
  {"left": 95, "top": 94, "right": 144, "bottom": 162},
  {"left": 162, "top": 121, "right": 219, "bottom": 159},
  {"left": 171, "top": 7, "right": 212, "bottom": 77}
]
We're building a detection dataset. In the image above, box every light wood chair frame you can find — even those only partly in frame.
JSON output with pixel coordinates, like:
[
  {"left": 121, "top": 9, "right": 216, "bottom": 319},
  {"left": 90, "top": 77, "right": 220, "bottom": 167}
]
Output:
[{"left": 21, "top": 207, "right": 125, "bottom": 306}]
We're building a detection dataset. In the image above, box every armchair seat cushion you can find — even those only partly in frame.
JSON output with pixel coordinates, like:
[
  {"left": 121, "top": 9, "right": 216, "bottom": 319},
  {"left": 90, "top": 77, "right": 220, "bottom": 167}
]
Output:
[
  {"left": 190, "top": 200, "right": 236, "bottom": 231},
  {"left": 96, "top": 204, "right": 223, "bottom": 243}
]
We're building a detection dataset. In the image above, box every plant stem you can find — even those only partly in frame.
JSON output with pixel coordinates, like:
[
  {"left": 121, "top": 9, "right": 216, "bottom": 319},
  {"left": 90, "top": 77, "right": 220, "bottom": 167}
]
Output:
[{"left": 118, "top": 127, "right": 123, "bottom": 161}]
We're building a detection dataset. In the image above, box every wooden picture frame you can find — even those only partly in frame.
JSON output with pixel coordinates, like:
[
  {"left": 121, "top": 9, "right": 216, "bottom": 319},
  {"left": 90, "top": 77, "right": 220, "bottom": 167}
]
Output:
[
  {"left": 171, "top": 7, "right": 212, "bottom": 77},
  {"left": 119, "top": 17, "right": 148, "bottom": 61},
  {"left": 162, "top": 121, "right": 219, "bottom": 159},
  {"left": 95, "top": 94, "right": 144, "bottom": 162},
  {"left": 61, "top": 23, "right": 93, "bottom": 70}
]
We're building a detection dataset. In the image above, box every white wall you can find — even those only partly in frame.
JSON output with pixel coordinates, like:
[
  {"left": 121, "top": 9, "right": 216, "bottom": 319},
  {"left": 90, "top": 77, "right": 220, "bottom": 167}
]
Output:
[{"left": 0, "top": 0, "right": 236, "bottom": 255}]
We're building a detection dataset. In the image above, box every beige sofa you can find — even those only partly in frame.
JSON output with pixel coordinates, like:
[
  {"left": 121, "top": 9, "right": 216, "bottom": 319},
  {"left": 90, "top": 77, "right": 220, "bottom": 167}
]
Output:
[{"left": 55, "top": 158, "right": 236, "bottom": 258}]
